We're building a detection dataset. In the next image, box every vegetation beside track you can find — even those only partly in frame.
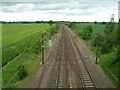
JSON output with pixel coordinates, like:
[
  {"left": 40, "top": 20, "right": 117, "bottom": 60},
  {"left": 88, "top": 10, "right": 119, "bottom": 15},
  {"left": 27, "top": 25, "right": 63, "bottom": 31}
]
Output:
[
  {"left": 66, "top": 22, "right": 120, "bottom": 88},
  {"left": 2, "top": 23, "right": 59, "bottom": 88}
]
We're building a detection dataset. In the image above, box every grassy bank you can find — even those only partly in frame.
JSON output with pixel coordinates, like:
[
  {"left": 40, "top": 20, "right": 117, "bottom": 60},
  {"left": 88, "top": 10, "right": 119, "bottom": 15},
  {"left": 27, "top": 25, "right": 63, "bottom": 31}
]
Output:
[
  {"left": 2, "top": 23, "right": 59, "bottom": 88},
  {"left": 99, "top": 53, "right": 120, "bottom": 87}
]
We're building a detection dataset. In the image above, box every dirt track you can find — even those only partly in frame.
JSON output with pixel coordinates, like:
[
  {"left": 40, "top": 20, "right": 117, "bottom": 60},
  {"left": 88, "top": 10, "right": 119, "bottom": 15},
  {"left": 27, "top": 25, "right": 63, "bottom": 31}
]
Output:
[{"left": 30, "top": 24, "right": 115, "bottom": 88}]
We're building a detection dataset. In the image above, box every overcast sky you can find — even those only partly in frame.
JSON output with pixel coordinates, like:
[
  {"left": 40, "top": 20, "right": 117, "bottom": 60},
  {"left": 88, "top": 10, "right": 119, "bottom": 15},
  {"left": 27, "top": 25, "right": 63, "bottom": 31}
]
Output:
[{"left": 0, "top": 0, "right": 119, "bottom": 22}]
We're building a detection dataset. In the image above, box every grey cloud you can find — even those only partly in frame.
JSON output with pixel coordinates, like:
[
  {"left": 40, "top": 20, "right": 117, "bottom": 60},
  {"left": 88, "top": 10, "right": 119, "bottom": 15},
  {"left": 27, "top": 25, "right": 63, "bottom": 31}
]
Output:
[
  {"left": 1, "top": 0, "right": 118, "bottom": 20},
  {"left": 1, "top": 0, "right": 118, "bottom": 13}
]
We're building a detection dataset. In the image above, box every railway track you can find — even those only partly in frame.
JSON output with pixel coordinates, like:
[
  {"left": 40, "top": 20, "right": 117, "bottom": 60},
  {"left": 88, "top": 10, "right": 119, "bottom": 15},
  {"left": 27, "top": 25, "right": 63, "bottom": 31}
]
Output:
[
  {"left": 36, "top": 24, "right": 97, "bottom": 88},
  {"left": 50, "top": 24, "right": 96, "bottom": 88},
  {"left": 48, "top": 25, "right": 69, "bottom": 88},
  {"left": 64, "top": 24, "right": 97, "bottom": 88}
]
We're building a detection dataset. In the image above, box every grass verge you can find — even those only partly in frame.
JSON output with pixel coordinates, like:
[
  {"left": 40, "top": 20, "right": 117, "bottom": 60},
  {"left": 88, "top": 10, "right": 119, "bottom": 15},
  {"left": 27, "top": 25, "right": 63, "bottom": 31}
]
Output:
[{"left": 99, "top": 53, "right": 120, "bottom": 88}]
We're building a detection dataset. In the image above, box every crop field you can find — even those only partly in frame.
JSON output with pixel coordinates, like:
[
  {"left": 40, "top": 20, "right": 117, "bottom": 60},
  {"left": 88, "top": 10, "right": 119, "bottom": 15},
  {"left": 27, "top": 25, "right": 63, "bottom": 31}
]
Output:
[
  {"left": 2, "top": 23, "right": 58, "bottom": 88},
  {"left": 74, "top": 23, "right": 118, "bottom": 38},
  {"left": 2, "top": 24, "right": 51, "bottom": 47},
  {"left": 74, "top": 24, "right": 105, "bottom": 38}
]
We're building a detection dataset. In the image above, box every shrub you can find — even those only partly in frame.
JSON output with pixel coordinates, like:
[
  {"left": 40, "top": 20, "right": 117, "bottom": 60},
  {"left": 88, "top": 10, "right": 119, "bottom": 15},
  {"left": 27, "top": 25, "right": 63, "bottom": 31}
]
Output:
[
  {"left": 102, "top": 45, "right": 112, "bottom": 54},
  {"left": 17, "top": 65, "right": 27, "bottom": 80},
  {"left": 81, "top": 25, "right": 93, "bottom": 40},
  {"left": 116, "top": 46, "right": 120, "bottom": 61}
]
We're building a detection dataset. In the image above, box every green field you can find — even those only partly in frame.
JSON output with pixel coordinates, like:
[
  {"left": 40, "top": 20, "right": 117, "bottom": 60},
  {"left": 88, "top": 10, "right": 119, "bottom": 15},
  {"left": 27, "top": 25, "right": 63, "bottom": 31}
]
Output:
[
  {"left": 2, "top": 23, "right": 58, "bottom": 88},
  {"left": 2, "top": 24, "right": 57, "bottom": 66},
  {"left": 74, "top": 24, "right": 105, "bottom": 38},
  {"left": 3, "top": 24, "right": 51, "bottom": 47}
]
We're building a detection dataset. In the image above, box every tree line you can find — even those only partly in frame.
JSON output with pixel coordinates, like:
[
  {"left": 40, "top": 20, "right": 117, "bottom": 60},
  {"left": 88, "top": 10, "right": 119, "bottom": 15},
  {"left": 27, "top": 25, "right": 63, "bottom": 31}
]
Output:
[{"left": 1, "top": 20, "right": 54, "bottom": 26}]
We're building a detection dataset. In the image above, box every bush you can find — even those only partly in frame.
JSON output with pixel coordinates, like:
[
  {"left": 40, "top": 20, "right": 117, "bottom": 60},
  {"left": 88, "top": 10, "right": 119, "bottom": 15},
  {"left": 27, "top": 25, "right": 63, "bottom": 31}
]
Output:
[
  {"left": 49, "top": 25, "right": 58, "bottom": 36},
  {"left": 116, "top": 46, "right": 120, "bottom": 61},
  {"left": 100, "top": 43, "right": 111, "bottom": 54},
  {"left": 81, "top": 25, "right": 93, "bottom": 40},
  {"left": 17, "top": 65, "right": 27, "bottom": 80}
]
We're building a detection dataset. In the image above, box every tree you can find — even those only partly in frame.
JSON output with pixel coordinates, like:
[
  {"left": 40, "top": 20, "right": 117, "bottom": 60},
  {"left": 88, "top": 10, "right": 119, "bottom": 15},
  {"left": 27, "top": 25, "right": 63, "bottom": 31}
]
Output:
[
  {"left": 101, "top": 21, "right": 106, "bottom": 24},
  {"left": 36, "top": 21, "right": 41, "bottom": 23},
  {"left": 102, "top": 14, "right": 116, "bottom": 53},
  {"left": 81, "top": 25, "right": 93, "bottom": 40},
  {"left": 94, "top": 21, "right": 97, "bottom": 24},
  {"left": 92, "top": 33, "right": 104, "bottom": 63},
  {"left": 93, "top": 33, "right": 104, "bottom": 48},
  {"left": 48, "top": 20, "right": 54, "bottom": 26}
]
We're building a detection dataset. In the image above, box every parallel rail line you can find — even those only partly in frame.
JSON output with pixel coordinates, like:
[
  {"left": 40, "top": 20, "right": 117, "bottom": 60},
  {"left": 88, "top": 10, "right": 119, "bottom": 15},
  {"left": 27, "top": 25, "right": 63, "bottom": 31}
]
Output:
[
  {"left": 52, "top": 24, "right": 97, "bottom": 88},
  {"left": 36, "top": 24, "right": 97, "bottom": 89},
  {"left": 65, "top": 25, "right": 97, "bottom": 88}
]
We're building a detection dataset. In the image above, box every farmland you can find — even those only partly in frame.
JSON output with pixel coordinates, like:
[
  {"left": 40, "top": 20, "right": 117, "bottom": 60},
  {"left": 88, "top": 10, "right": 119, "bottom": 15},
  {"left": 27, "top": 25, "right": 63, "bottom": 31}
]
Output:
[
  {"left": 2, "top": 24, "right": 51, "bottom": 47},
  {"left": 2, "top": 23, "right": 58, "bottom": 88},
  {"left": 75, "top": 24, "right": 105, "bottom": 38}
]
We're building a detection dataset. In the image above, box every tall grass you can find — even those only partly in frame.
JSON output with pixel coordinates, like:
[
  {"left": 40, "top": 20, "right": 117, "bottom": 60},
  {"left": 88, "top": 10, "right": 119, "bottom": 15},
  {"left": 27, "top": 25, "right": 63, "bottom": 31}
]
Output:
[{"left": 99, "top": 53, "right": 120, "bottom": 88}]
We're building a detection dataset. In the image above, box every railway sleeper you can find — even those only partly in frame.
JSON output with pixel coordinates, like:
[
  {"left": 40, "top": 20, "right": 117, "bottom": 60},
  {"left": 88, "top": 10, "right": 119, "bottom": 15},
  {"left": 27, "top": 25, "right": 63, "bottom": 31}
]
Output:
[
  {"left": 58, "top": 81, "right": 67, "bottom": 88},
  {"left": 85, "top": 85, "right": 95, "bottom": 88},
  {"left": 83, "top": 77, "right": 91, "bottom": 79},
  {"left": 83, "top": 78, "right": 92, "bottom": 81}
]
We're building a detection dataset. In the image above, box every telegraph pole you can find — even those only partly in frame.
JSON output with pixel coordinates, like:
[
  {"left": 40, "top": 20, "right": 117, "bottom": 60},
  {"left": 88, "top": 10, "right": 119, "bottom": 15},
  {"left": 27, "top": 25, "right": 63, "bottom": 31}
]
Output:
[
  {"left": 96, "top": 46, "right": 98, "bottom": 64},
  {"left": 95, "top": 33, "right": 98, "bottom": 64},
  {"left": 42, "top": 32, "right": 44, "bottom": 65}
]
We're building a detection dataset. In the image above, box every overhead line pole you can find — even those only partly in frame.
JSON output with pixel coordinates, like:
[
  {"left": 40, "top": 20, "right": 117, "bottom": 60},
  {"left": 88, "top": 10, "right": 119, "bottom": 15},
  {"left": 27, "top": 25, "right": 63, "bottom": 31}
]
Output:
[{"left": 42, "top": 32, "right": 44, "bottom": 65}]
